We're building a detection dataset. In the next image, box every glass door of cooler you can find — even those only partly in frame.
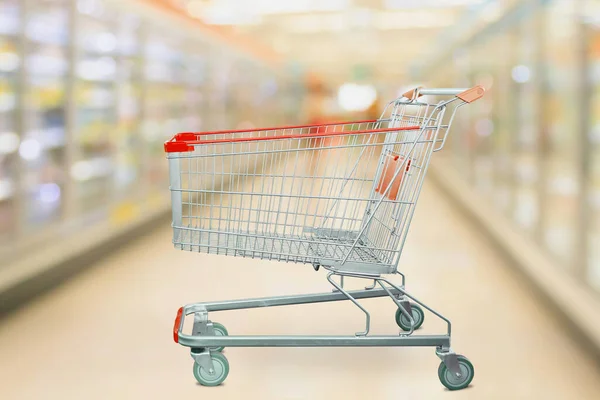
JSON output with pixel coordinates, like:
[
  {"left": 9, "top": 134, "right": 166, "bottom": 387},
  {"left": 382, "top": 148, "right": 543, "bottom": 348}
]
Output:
[
  {"left": 0, "top": 0, "right": 20, "bottom": 243},
  {"left": 182, "top": 42, "right": 207, "bottom": 133},
  {"left": 143, "top": 31, "right": 186, "bottom": 188},
  {"left": 255, "top": 66, "right": 279, "bottom": 127},
  {"left": 228, "top": 56, "right": 250, "bottom": 129},
  {"left": 491, "top": 31, "right": 517, "bottom": 214},
  {"left": 22, "top": 0, "right": 70, "bottom": 230},
  {"left": 447, "top": 48, "right": 473, "bottom": 177},
  {"left": 467, "top": 42, "right": 495, "bottom": 197},
  {"left": 210, "top": 49, "right": 234, "bottom": 129},
  {"left": 114, "top": 13, "right": 142, "bottom": 198},
  {"left": 585, "top": 0, "right": 600, "bottom": 292},
  {"left": 540, "top": 0, "right": 581, "bottom": 267},
  {"left": 512, "top": 9, "right": 541, "bottom": 236},
  {"left": 74, "top": 1, "right": 118, "bottom": 214}
]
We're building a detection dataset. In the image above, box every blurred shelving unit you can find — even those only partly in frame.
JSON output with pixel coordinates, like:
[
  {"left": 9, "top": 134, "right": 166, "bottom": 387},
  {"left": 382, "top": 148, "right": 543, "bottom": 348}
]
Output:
[
  {"left": 0, "top": 0, "right": 20, "bottom": 243},
  {"left": 415, "top": 0, "right": 600, "bottom": 355},
  {"left": 0, "top": 0, "right": 302, "bottom": 311},
  {"left": 23, "top": 0, "right": 70, "bottom": 230},
  {"left": 584, "top": 0, "right": 600, "bottom": 292}
]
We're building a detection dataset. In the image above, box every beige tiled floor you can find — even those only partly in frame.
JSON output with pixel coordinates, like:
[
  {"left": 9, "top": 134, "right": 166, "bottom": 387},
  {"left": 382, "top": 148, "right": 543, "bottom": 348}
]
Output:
[{"left": 1, "top": 182, "right": 599, "bottom": 399}]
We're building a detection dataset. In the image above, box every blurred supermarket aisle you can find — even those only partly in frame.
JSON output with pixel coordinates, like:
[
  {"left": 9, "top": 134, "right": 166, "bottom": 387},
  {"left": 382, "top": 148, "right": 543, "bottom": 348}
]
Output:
[
  {"left": 1, "top": 181, "right": 599, "bottom": 400},
  {"left": 2, "top": 0, "right": 600, "bottom": 398}
]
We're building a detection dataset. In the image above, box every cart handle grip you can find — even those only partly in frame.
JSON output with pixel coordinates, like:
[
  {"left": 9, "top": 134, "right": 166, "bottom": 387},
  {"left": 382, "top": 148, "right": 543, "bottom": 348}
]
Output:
[{"left": 402, "top": 86, "right": 485, "bottom": 103}]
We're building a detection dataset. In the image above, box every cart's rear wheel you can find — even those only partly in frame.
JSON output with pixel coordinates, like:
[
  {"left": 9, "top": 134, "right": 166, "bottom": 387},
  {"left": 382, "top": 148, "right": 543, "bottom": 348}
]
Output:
[
  {"left": 395, "top": 303, "right": 424, "bottom": 331},
  {"left": 209, "top": 322, "right": 228, "bottom": 352},
  {"left": 438, "top": 355, "right": 474, "bottom": 391},
  {"left": 193, "top": 352, "right": 229, "bottom": 386}
]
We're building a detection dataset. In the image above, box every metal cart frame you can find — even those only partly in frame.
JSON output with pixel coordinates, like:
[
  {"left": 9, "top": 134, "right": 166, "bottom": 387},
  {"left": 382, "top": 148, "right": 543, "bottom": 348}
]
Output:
[{"left": 165, "top": 86, "right": 485, "bottom": 390}]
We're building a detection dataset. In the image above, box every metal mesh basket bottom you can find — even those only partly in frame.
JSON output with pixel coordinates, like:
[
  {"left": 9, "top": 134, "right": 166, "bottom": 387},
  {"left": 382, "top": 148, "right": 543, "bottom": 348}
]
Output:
[{"left": 172, "top": 227, "right": 389, "bottom": 267}]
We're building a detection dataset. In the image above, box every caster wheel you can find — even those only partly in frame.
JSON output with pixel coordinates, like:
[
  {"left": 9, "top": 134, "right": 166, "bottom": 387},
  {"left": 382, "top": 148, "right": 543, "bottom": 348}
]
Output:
[
  {"left": 395, "top": 303, "right": 424, "bottom": 331},
  {"left": 438, "top": 355, "right": 474, "bottom": 391},
  {"left": 209, "top": 322, "right": 228, "bottom": 352},
  {"left": 193, "top": 352, "right": 229, "bottom": 386}
]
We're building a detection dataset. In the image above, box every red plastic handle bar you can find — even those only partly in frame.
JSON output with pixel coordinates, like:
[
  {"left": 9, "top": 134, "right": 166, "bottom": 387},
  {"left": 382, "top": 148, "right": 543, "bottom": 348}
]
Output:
[
  {"left": 173, "top": 307, "right": 183, "bottom": 343},
  {"left": 164, "top": 125, "right": 421, "bottom": 152},
  {"left": 165, "top": 119, "right": 379, "bottom": 152}
]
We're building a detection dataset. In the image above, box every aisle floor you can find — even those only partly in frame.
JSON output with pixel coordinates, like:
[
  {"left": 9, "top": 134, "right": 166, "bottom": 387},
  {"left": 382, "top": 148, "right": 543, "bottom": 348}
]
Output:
[{"left": 1, "top": 182, "right": 599, "bottom": 399}]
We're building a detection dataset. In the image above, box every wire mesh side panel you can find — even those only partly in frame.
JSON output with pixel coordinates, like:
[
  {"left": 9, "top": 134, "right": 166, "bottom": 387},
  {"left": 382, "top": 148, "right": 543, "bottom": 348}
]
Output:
[
  {"left": 357, "top": 101, "right": 447, "bottom": 271},
  {"left": 168, "top": 127, "right": 414, "bottom": 269}
]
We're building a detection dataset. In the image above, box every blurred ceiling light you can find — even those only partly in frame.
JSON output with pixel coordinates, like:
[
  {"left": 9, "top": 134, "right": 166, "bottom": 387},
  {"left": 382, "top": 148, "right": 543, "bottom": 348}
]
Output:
[
  {"left": 0, "top": 132, "right": 19, "bottom": 155},
  {"left": 338, "top": 83, "right": 376, "bottom": 112},
  {"left": 511, "top": 65, "right": 531, "bottom": 83},
  {"left": 384, "top": 0, "right": 485, "bottom": 9},
  {"left": 193, "top": 0, "right": 349, "bottom": 24},
  {"left": 378, "top": 10, "right": 454, "bottom": 29},
  {"left": 19, "top": 138, "right": 42, "bottom": 161},
  {"left": 252, "top": 0, "right": 349, "bottom": 14}
]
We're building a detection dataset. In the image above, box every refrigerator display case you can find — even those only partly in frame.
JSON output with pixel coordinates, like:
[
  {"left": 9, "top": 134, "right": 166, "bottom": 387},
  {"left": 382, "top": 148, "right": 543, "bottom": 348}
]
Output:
[
  {"left": 0, "top": 0, "right": 300, "bottom": 281},
  {"left": 0, "top": 0, "right": 20, "bottom": 242},
  {"left": 255, "top": 66, "right": 280, "bottom": 126},
  {"left": 211, "top": 49, "right": 236, "bottom": 129},
  {"left": 181, "top": 44, "right": 208, "bottom": 133},
  {"left": 114, "top": 13, "right": 143, "bottom": 198},
  {"left": 540, "top": 0, "right": 581, "bottom": 267},
  {"left": 468, "top": 42, "right": 495, "bottom": 198},
  {"left": 228, "top": 56, "right": 251, "bottom": 128},
  {"left": 511, "top": 11, "right": 541, "bottom": 235},
  {"left": 447, "top": 48, "right": 474, "bottom": 178},
  {"left": 490, "top": 31, "right": 517, "bottom": 214},
  {"left": 22, "top": 0, "right": 70, "bottom": 229},
  {"left": 143, "top": 30, "right": 187, "bottom": 188},
  {"left": 74, "top": 1, "right": 118, "bottom": 213},
  {"left": 585, "top": 3, "right": 600, "bottom": 291}
]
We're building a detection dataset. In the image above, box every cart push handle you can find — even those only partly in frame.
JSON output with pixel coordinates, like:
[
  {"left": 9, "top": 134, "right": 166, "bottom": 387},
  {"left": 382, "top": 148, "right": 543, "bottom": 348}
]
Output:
[{"left": 402, "top": 86, "right": 485, "bottom": 103}]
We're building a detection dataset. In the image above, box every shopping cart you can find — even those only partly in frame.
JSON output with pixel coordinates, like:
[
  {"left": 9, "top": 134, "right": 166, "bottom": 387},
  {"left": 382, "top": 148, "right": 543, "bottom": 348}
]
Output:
[{"left": 165, "top": 86, "right": 485, "bottom": 389}]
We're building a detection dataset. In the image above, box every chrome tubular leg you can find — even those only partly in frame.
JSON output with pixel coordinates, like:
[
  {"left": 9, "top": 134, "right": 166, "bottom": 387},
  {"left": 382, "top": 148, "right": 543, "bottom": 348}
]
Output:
[
  {"left": 395, "top": 271, "right": 406, "bottom": 288},
  {"left": 364, "top": 279, "right": 377, "bottom": 290},
  {"left": 327, "top": 272, "right": 371, "bottom": 336}
]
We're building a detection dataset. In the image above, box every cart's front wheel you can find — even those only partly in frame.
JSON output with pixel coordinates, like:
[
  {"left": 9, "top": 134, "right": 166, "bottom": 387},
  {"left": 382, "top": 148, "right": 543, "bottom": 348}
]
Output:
[
  {"left": 209, "top": 322, "right": 228, "bottom": 352},
  {"left": 438, "top": 355, "right": 474, "bottom": 391},
  {"left": 395, "top": 303, "right": 424, "bottom": 331},
  {"left": 193, "top": 352, "right": 229, "bottom": 386}
]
